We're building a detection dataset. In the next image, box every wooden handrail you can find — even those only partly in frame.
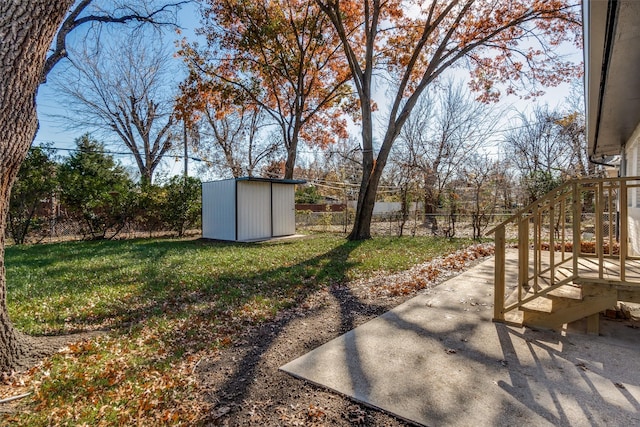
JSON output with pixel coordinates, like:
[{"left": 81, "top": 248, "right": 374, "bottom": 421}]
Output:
[
  {"left": 491, "top": 176, "right": 640, "bottom": 323},
  {"left": 486, "top": 180, "right": 573, "bottom": 234},
  {"left": 487, "top": 176, "right": 640, "bottom": 235}
]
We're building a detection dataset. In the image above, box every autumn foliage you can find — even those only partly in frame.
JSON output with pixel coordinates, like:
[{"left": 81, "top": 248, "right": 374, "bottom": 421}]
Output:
[
  {"left": 315, "top": 0, "right": 583, "bottom": 240},
  {"left": 538, "top": 240, "right": 620, "bottom": 255},
  {"left": 178, "top": 0, "right": 353, "bottom": 178}
]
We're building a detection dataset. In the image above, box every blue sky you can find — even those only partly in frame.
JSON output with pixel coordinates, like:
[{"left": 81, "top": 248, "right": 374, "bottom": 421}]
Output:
[
  {"left": 34, "top": 2, "right": 202, "bottom": 179},
  {"left": 33, "top": 2, "right": 583, "bottom": 180},
  {"left": 36, "top": 2, "right": 200, "bottom": 144}
]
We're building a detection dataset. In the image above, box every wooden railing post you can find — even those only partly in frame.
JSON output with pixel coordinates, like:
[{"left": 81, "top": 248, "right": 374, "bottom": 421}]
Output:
[
  {"left": 572, "top": 181, "right": 581, "bottom": 278},
  {"left": 494, "top": 226, "right": 506, "bottom": 322},
  {"left": 596, "top": 181, "right": 604, "bottom": 279},
  {"left": 549, "top": 203, "right": 555, "bottom": 285},
  {"left": 608, "top": 183, "right": 614, "bottom": 255},
  {"left": 620, "top": 179, "right": 628, "bottom": 281},
  {"left": 518, "top": 218, "right": 528, "bottom": 303},
  {"left": 533, "top": 209, "right": 539, "bottom": 292}
]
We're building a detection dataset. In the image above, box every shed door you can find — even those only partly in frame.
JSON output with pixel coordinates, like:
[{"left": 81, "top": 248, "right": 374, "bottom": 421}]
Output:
[
  {"left": 237, "top": 181, "right": 271, "bottom": 241},
  {"left": 272, "top": 183, "right": 295, "bottom": 236},
  {"left": 202, "top": 180, "right": 236, "bottom": 241}
]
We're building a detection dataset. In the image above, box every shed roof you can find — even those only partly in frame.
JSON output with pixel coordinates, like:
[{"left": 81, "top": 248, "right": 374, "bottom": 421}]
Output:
[
  {"left": 236, "top": 176, "right": 306, "bottom": 184},
  {"left": 204, "top": 177, "right": 306, "bottom": 185}
]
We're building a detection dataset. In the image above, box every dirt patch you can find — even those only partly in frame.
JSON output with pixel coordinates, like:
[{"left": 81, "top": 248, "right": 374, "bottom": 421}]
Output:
[{"left": 195, "top": 244, "right": 494, "bottom": 426}]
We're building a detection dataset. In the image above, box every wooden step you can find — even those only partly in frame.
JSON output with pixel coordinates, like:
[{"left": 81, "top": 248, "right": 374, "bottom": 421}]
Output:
[
  {"left": 503, "top": 310, "right": 523, "bottom": 326},
  {"left": 521, "top": 287, "right": 617, "bottom": 332},
  {"left": 520, "top": 285, "right": 583, "bottom": 314},
  {"left": 522, "top": 275, "right": 577, "bottom": 298},
  {"left": 547, "top": 284, "right": 582, "bottom": 300},
  {"left": 520, "top": 297, "right": 552, "bottom": 314}
]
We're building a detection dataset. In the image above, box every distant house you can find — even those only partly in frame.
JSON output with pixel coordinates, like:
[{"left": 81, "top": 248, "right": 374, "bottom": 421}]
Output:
[{"left": 202, "top": 177, "right": 305, "bottom": 242}]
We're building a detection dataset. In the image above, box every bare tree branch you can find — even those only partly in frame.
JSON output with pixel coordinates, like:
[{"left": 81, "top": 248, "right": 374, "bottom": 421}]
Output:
[
  {"left": 42, "top": 0, "right": 189, "bottom": 82},
  {"left": 53, "top": 37, "right": 178, "bottom": 185}
]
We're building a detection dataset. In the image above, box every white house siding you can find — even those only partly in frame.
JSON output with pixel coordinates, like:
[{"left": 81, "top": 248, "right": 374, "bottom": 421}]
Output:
[
  {"left": 237, "top": 181, "right": 271, "bottom": 241},
  {"left": 202, "top": 179, "right": 236, "bottom": 241},
  {"left": 346, "top": 201, "right": 422, "bottom": 214},
  {"left": 625, "top": 124, "right": 640, "bottom": 255},
  {"left": 272, "top": 183, "right": 295, "bottom": 236}
]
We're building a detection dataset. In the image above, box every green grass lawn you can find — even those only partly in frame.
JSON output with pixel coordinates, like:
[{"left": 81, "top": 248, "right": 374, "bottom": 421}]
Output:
[{"left": 3, "top": 234, "right": 473, "bottom": 425}]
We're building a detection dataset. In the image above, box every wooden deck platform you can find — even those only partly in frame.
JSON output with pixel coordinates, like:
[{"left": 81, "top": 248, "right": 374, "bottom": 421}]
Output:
[
  {"left": 503, "top": 251, "right": 640, "bottom": 310},
  {"left": 576, "top": 255, "right": 640, "bottom": 284},
  {"left": 516, "top": 251, "right": 640, "bottom": 286}
]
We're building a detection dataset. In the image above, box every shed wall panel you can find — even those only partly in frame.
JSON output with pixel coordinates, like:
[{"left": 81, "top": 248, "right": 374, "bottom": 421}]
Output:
[
  {"left": 272, "top": 183, "right": 295, "bottom": 236},
  {"left": 202, "top": 180, "right": 236, "bottom": 240},
  {"left": 237, "top": 181, "right": 271, "bottom": 240}
]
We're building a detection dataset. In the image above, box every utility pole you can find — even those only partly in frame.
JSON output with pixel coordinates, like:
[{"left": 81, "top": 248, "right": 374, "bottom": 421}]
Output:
[{"left": 183, "top": 119, "right": 188, "bottom": 182}]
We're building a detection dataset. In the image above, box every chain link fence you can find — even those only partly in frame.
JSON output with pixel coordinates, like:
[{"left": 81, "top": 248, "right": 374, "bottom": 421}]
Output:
[
  {"left": 7, "top": 207, "right": 516, "bottom": 245},
  {"left": 6, "top": 214, "right": 200, "bottom": 245},
  {"left": 296, "top": 209, "right": 515, "bottom": 238}
]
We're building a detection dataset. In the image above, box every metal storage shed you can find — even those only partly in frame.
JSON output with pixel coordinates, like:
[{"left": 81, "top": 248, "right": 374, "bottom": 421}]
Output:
[{"left": 202, "top": 177, "right": 305, "bottom": 241}]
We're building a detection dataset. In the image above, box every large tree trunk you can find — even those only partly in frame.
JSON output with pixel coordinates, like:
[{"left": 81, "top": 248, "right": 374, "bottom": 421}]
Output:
[
  {"left": 284, "top": 140, "right": 298, "bottom": 179},
  {"left": 348, "top": 125, "right": 395, "bottom": 240},
  {"left": 347, "top": 108, "right": 375, "bottom": 240},
  {"left": 0, "top": 1, "right": 72, "bottom": 372},
  {"left": 348, "top": 173, "right": 377, "bottom": 240}
]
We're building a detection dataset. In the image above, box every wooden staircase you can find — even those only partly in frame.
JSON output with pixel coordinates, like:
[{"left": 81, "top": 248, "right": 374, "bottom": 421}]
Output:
[
  {"left": 491, "top": 177, "right": 640, "bottom": 333},
  {"left": 520, "top": 283, "right": 617, "bottom": 332}
]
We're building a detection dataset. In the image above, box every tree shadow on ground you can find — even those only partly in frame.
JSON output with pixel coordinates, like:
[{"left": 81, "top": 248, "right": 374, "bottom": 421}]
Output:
[
  {"left": 192, "top": 239, "right": 400, "bottom": 424},
  {"left": 495, "top": 323, "right": 640, "bottom": 426}
]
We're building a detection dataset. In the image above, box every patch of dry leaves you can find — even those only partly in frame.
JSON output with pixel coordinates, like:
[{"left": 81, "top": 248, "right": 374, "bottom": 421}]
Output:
[{"left": 355, "top": 243, "right": 495, "bottom": 297}]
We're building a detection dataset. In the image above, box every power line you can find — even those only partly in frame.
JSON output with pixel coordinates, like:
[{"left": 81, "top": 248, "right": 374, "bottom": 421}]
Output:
[
  {"left": 34, "top": 111, "right": 580, "bottom": 164},
  {"left": 294, "top": 118, "right": 582, "bottom": 154},
  {"left": 31, "top": 144, "right": 203, "bottom": 162}
]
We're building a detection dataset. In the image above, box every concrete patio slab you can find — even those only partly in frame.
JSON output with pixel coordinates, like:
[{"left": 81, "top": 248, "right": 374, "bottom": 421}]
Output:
[{"left": 281, "top": 251, "right": 640, "bottom": 426}]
